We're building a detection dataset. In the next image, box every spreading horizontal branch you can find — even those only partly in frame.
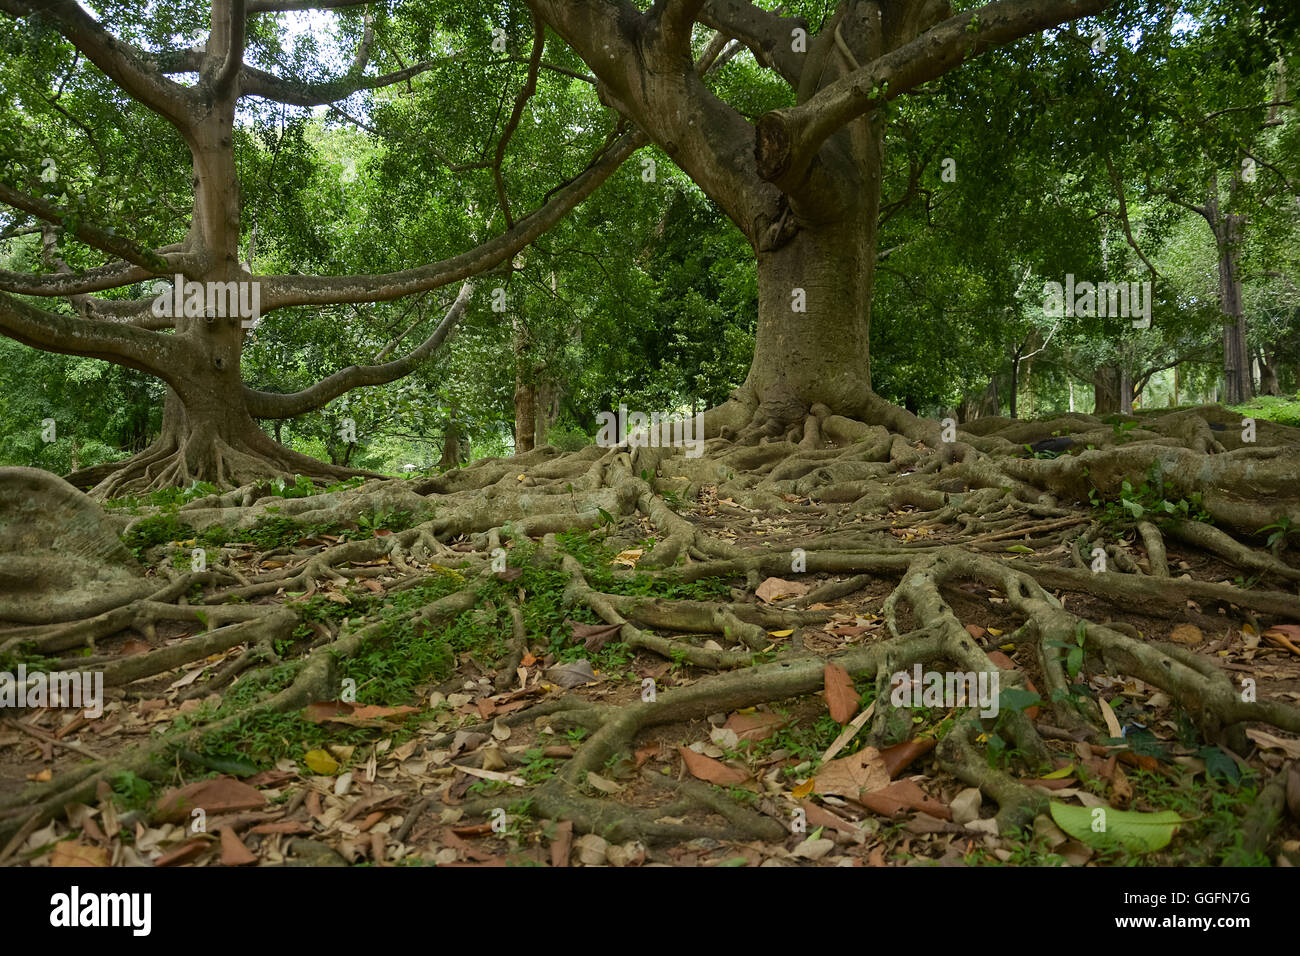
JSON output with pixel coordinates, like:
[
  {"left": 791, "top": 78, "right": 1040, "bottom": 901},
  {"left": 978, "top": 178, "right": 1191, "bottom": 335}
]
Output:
[
  {"left": 0, "top": 182, "right": 172, "bottom": 273},
  {"left": 238, "top": 59, "right": 445, "bottom": 106},
  {"left": 258, "top": 128, "right": 647, "bottom": 309},
  {"left": 0, "top": 290, "right": 177, "bottom": 372},
  {"left": 755, "top": 0, "right": 1108, "bottom": 191},
  {"left": 0, "top": 0, "right": 192, "bottom": 126},
  {"left": 245, "top": 282, "right": 473, "bottom": 419}
]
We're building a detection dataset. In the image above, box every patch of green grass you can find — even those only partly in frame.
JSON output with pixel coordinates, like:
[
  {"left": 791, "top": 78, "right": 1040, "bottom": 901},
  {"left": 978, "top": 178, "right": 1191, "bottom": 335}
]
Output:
[
  {"left": 198, "top": 710, "right": 377, "bottom": 769},
  {"left": 519, "top": 748, "right": 558, "bottom": 784},
  {"left": 103, "top": 480, "right": 221, "bottom": 511},
  {"left": 555, "top": 529, "right": 732, "bottom": 602},
  {"left": 1228, "top": 392, "right": 1300, "bottom": 428},
  {"left": 1117, "top": 766, "right": 1267, "bottom": 866}
]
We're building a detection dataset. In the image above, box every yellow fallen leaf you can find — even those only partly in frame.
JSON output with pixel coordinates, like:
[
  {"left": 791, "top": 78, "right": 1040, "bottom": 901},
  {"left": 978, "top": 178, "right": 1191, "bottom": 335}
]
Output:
[
  {"left": 304, "top": 749, "right": 340, "bottom": 775},
  {"left": 612, "top": 549, "right": 644, "bottom": 567},
  {"left": 768, "top": 629, "right": 794, "bottom": 638},
  {"left": 792, "top": 778, "right": 815, "bottom": 799},
  {"left": 999, "top": 643, "right": 1015, "bottom": 651},
  {"left": 1098, "top": 697, "right": 1124, "bottom": 740},
  {"left": 987, "top": 627, "right": 1004, "bottom": 637},
  {"left": 1042, "top": 763, "right": 1075, "bottom": 779}
]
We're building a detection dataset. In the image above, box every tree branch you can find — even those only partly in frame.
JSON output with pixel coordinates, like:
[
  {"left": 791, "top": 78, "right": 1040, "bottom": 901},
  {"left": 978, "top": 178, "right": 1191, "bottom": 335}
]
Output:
[
  {"left": 213, "top": 0, "right": 248, "bottom": 93},
  {"left": 245, "top": 282, "right": 473, "bottom": 419},
  {"left": 0, "top": 0, "right": 192, "bottom": 127},
  {"left": 0, "top": 257, "right": 183, "bottom": 297},
  {"left": 494, "top": 14, "right": 546, "bottom": 227},
  {"left": 657, "top": 0, "right": 708, "bottom": 59},
  {"left": 0, "top": 291, "right": 176, "bottom": 372},
  {"left": 237, "top": 59, "right": 446, "bottom": 106},
  {"left": 1102, "top": 153, "right": 1161, "bottom": 281},
  {"left": 0, "top": 181, "right": 171, "bottom": 272},
  {"left": 755, "top": 0, "right": 1108, "bottom": 190},
  {"left": 258, "top": 128, "right": 646, "bottom": 309},
  {"left": 698, "top": 0, "right": 806, "bottom": 86}
]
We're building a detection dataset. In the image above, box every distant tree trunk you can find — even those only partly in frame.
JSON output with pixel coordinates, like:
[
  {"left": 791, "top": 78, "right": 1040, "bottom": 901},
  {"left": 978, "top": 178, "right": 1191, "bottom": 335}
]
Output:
[
  {"left": 1092, "top": 365, "right": 1132, "bottom": 415},
  {"left": 1203, "top": 183, "right": 1253, "bottom": 404},
  {"left": 533, "top": 379, "right": 560, "bottom": 449},
  {"left": 1009, "top": 350, "right": 1021, "bottom": 420},
  {"left": 958, "top": 379, "right": 1000, "bottom": 422},
  {"left": 439, "top": 412, "right": 463, "bottom": 470},
  {"left": 1259, "top": 349, "right": 1280, "bottom": 396},
  {"left": 514, "top": 376, "right": 535, "bottom": 454},
  {"left": 512, "top": 313, "right": 535, "bottom": 454}
]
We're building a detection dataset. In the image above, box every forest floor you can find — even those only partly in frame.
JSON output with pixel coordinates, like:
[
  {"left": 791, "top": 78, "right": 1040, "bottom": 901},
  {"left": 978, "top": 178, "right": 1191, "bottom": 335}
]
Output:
[{"left": 2, "top": 405, "right": 1300, "bottom": 868}]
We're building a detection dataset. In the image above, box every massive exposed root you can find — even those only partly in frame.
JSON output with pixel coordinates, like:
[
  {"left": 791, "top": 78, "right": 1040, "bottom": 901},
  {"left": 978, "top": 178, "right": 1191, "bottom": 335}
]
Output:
[{"left": 4, "top": 396, "right": 1299, "bottom": 863}]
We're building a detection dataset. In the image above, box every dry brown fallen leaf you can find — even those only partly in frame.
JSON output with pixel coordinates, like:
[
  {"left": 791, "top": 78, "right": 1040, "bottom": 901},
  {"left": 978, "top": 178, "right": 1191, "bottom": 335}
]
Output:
[
  {"left": 878, "top": 738, "right": 937, "bottom": 778},
  {"left": 550, "top": 820, "right": 574, "bottom": 867},
  {"left": 679, "top": 746, "right": 749, "bottom": 785},
  {"left": 49, "top": 841, "right": 109, "bottom": 868},
  {"left": 856, "top": 779, "right": 951, "bottom": 820},
  {"left": 154, "top": 776, "right": 266, "bottom": 824},
  {"left": 723, "top": 711, "right": 785, "bottom": 742},
  {"left": 755, "top": 577, "right": 809, "bottom": 604},
  {"left": 813, "top": 747, "right": 890, "bottom": 799},
  {"left": 1169, "top": 623, "right": 1204, "bottom": 645},
  {"left": 823, "top": 661, "right": 859, "bottom": 724},
  {"left": 153, "top": 838, "right": 210, "bottom": 867},
  {"left": 218, "top": 827, "right": 257, "bottom": 866},
  {"left": 567, "top": 619, "right": 624, "bottom": 652},
  {"left": 1246, "top": 728, "right": 1300, "bottom": 759}
]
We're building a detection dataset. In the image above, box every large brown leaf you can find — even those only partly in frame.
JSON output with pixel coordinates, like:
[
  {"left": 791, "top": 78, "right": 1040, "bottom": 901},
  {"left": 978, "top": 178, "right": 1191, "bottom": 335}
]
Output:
[
  {"left": 154, "top": 776, "right": 266, "bottom": 824},
  {"left": 857, "top": 780, "right": 951, "bottom": 820},
  {"left": 567, "top": 620, "right": 624, "bottom": 652},
  {"left": 723, "top": 711, "right": 785, "bottom": 742},
  {"left": 823, "top": 662, "right": 859, "bottom": 724},
  {"left": 812, "top": 748, "right": 889, "bottom": 799},
  {"left": 678, "top": 746, "right": 749, "bottom": 785},
  {"left": 879, "top": 738, "right": 936, "bottom": 778},
  {"left": 755, "top": 577, "right": 809, "bottom": 604}
]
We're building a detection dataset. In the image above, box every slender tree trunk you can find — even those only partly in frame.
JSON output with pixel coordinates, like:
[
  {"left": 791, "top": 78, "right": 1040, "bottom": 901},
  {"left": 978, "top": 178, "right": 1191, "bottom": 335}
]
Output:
[
  {"left": 1259, "top": 349, "right": 1280, "bottom": 396},
  {"left": 514, "top": 378, "right": 536, "bottom": 454},
  {"left": 533, "top": 379, "right": 560, "bottom": 449},
  {"left": 1207, "top": 189, "right": 1252, "bottom": 405}
]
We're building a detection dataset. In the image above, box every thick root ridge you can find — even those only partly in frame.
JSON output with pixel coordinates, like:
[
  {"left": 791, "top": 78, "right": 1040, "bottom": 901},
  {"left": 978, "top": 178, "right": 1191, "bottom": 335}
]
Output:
[{"left": 7, "top": 399, "right": 1300, "bottom": 864}]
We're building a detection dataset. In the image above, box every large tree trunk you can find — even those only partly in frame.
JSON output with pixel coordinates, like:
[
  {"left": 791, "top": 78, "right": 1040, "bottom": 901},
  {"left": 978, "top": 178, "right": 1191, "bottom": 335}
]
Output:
[
  {"left": 744, "top": 209, "right": 877, "bottom": 412},
  {"left": 75, "top": 103, "right": 367, "bottom": 496}
]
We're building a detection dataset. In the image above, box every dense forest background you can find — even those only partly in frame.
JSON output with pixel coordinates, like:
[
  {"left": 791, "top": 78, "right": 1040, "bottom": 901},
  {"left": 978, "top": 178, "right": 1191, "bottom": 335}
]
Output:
[{"left": 2, "top": 0, "right": 1296, "bottom": 481}]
